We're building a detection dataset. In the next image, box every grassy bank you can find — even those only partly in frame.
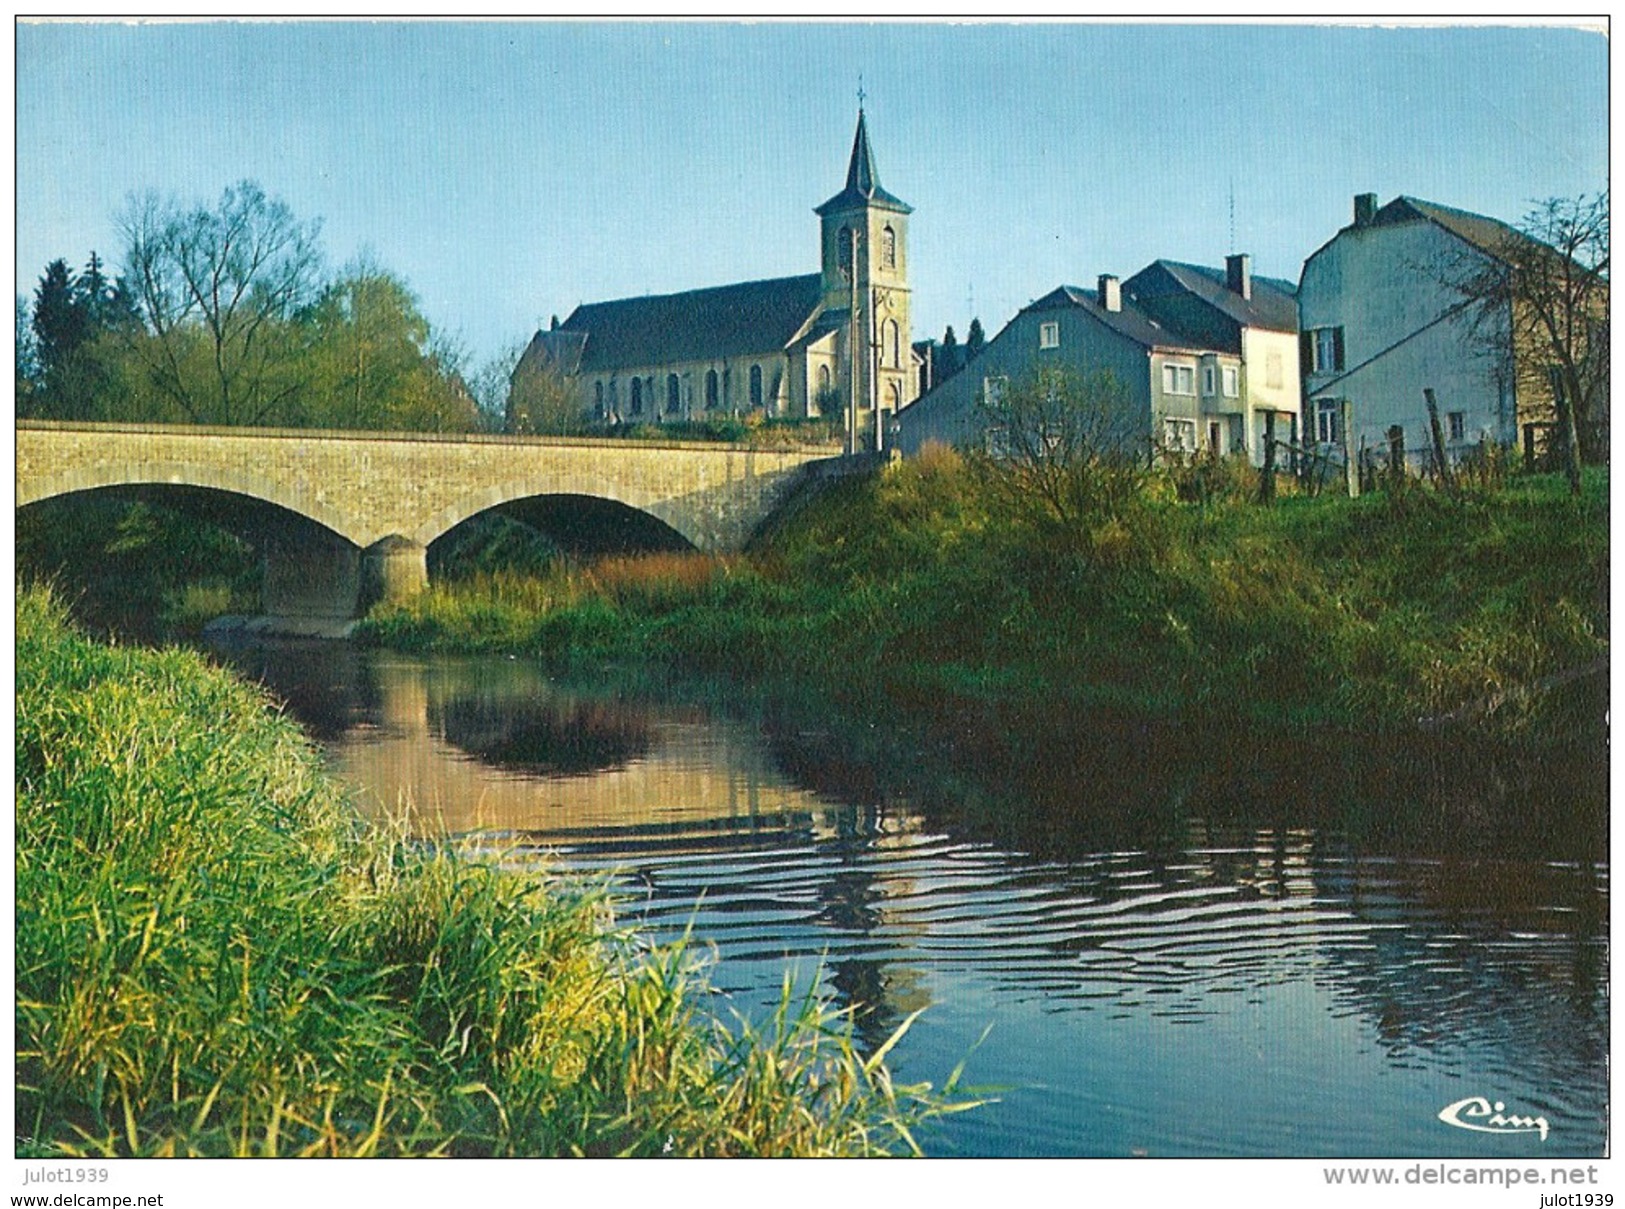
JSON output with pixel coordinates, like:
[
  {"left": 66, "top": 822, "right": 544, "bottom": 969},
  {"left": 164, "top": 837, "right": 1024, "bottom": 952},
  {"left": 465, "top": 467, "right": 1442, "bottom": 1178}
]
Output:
[
  {"left": 15, "top": 587, "right": 968, "bottom": 1157},
  {"left": 361, "top": 451, "right": 1607, "bottom": 732}
]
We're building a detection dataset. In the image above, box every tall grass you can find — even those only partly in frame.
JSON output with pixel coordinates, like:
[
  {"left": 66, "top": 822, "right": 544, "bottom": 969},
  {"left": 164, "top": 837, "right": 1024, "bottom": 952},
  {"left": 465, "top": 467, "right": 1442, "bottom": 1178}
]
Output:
[
  {"left": 361, "top": 459, "right": 1608, "bottom": 731},
  {"left": 16, "top": 587, "right": 974, "bottom": 1156}
]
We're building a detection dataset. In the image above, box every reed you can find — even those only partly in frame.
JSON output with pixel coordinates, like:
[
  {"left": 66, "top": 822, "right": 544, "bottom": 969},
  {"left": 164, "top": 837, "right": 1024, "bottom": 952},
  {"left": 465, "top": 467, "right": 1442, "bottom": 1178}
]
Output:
[{"left": 16, "top": 587, "right": 975, "bottom": 1157}]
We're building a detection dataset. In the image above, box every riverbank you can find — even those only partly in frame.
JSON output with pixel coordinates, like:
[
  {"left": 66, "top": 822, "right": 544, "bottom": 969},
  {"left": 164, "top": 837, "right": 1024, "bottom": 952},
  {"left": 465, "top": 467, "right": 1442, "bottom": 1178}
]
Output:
[
  {"left": 360, "top": 452, "right": 1608, "bottom": 734},
  {"left": 15, "top": 587, "right": 966, "bottom": 1157}
]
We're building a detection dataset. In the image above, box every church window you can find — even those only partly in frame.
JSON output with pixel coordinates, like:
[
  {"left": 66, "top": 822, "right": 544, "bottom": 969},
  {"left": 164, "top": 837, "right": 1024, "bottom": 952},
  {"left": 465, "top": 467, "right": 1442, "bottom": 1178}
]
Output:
[
  {"left": 884, "top": 319, "right": 900, "bottom": 368},
  {"left": 706, "top": 369, "right": 719, "bottom": 410},
  {"left": 881, "top": 226, "right": 896, "bottom": 269},
  {"left": 818, "top": 364, "right": 831, "bottom": 390},
  {"left": 750, "top": 364, "right": 763, "bottom": 408},
  {"left": 667, "top": 374, "right": 681, "bottom": 414},
  {"left": 837, "top": 227, "right": 854, "bottom": 276},
  {"left": 594, "top": 381, "right": 605, "bottom": 416},
  {"left": 630, "top": 377, "right": 643, "bottom": 415},
  {"left": 608, "top": 379, "right": 618, "bottom": 413}
]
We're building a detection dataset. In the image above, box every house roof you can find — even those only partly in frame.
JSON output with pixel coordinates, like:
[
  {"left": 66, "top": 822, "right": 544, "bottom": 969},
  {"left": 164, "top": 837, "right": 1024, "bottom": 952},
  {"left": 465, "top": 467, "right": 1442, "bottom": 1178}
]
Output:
[
  {"left": 1301, "top": 194, "right": 1525, "bottom": 273},
  {"left": 1134, "top": 260, "right": 1299, "bottom": 334},
  {"left": 1022, "top": 284, "right": 1205, "bottom": 352},
  {"left": 1378, "top": 196, "right": 1523, "bottom": 260},
  {"left": 517, "top": 328, "right": 588, "bottom": 378},
  {"left": 815, "top": 109, "right": 913, "bottom": 216},
  {"left": 557, "top": 274, "right": 826, "bottom": 373}
]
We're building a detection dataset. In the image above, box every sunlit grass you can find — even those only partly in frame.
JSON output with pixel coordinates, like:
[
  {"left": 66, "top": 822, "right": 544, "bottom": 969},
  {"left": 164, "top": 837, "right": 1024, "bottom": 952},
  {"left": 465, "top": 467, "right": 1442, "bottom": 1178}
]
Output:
[
  {"left": 16, "top": 587, "right": 978, "bottom": 1157},
  {"left": 361, "top": 464, "right": 1608, "bottom": 731}
]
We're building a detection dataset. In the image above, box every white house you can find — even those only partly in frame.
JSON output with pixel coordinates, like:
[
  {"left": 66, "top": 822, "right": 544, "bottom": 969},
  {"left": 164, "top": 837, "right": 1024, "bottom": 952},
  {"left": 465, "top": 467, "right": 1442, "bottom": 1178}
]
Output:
[{"left": 1297, "top": 193, "right": 1535, "bottom": 467}]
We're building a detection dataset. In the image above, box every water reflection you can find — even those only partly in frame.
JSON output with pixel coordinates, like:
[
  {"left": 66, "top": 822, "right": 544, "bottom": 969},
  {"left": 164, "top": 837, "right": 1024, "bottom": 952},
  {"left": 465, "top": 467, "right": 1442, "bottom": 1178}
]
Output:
[{"left": 214, "top": 641, "right": 1608, "bottom": 1157}]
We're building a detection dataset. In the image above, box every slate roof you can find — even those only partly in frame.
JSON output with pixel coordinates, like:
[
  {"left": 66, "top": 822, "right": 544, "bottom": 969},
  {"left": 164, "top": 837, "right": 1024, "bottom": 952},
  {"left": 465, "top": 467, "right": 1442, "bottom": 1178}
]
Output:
[
  {"left": 557, "top": 274, "right": 826, "bottom": 373},
  {"left": 519, "top": 328, "right": 588, "bottom": 377},
  {"left": 1135, "top": 260, "right": 1299, "bottom": 334},
  {"left": 1378, "top": 196, "right": 1523, "bottom": 260},
  {"left": 815, "top": 110, "right": 912, "bottom": 216},
  {"left": 1022, "top": 285, "right": 1205, "bottom": 352}
]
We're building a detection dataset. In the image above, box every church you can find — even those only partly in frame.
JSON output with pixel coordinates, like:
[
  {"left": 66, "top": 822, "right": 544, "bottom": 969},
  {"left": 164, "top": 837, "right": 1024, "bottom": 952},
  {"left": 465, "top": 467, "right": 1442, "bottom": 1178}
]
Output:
[{"left": 511, "top": 110, "right": 918, "bottom": 449}]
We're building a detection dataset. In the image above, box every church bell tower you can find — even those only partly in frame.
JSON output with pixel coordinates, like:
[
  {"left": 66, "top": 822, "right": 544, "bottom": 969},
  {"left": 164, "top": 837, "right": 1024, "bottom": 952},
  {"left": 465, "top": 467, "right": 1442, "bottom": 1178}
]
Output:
[{"left": 816, "top": 107, "right": 913, "bottom": 450}]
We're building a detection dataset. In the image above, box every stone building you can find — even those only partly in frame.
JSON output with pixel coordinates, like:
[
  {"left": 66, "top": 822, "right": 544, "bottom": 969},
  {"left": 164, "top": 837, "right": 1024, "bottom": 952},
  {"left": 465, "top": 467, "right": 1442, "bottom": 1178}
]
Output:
[{"left": 512, "top": 110, "right": 918, "bottom": 448}]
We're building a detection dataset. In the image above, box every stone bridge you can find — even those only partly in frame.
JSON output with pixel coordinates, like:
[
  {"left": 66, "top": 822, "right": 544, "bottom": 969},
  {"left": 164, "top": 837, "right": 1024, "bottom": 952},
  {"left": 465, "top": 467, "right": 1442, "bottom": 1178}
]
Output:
[{"left": 17, "top": 421, "right": 846, "bottom": 628}]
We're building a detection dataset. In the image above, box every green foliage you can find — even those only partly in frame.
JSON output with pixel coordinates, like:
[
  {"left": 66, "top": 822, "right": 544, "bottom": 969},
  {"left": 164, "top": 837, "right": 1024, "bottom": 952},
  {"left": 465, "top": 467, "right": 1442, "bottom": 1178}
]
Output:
[
  {"left": 365, "top": 457, "right": 1608, "bottom": 732},
  {"left": 15, "top": 588, "right": 976, "bottom": 1156}
]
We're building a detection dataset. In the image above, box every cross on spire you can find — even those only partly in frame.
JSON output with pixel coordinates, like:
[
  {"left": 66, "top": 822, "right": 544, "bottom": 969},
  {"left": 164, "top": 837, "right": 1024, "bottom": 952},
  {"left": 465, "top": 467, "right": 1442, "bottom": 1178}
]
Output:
[{"left": 857, "top": 75, "right": 866, "bottom": 111}]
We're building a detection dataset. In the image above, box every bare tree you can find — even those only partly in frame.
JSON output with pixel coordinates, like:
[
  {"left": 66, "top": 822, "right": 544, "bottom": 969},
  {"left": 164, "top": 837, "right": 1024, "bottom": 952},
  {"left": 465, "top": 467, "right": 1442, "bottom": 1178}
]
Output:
[
  {"left": 506, "top": 335, "right": 587, "bottom": 435},
  {"left": 1442, "top": 192, "right": 1608, "bottom": 466},
  {"left": 119, "top": 181, "right": 323, "bottom": 425},
  {"left": 968, "top": 365, "right": 1147, "bottom": 529}
]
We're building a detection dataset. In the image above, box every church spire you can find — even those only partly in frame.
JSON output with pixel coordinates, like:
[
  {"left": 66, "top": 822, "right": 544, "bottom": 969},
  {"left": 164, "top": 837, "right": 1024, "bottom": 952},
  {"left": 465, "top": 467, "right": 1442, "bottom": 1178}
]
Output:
[{"left": 816, "top": 108, "right": 912, "bottom": 216}]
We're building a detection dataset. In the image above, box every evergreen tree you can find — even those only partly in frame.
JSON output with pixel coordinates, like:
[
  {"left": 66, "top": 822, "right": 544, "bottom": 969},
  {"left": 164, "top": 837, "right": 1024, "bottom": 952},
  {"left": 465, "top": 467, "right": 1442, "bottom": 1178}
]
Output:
[{"left": 966, "top": 317, "right": 986, "bottom": 359}]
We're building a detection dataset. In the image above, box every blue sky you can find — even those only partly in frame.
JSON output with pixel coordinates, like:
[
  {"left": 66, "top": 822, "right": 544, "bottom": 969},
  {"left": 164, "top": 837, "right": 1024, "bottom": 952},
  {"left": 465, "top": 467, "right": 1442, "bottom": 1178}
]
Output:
[{"left": 15, "top": 20, "right": 1608, "bottom": 372}]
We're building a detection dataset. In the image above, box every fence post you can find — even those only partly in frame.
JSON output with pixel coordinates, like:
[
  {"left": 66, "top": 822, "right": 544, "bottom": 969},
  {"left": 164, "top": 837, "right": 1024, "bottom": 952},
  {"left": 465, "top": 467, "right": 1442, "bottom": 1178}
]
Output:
[
  {"left": 1423, "top": 388, "right": 1456, "bottom": 494},
  {"left": 1341, "top": 398, "right": 1359, "bottom": 498},
  {"left": 1258, "top": 410, "right": 1277, "bottom": 504}
]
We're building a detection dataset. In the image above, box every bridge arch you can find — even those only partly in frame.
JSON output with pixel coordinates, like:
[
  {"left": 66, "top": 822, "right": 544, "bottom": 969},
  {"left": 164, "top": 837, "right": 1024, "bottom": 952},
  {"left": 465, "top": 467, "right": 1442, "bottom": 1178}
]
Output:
[
  {"left": 416, "top": 475, "right": 709, "bottom": 551},
  {"left": 18, "top": 460, "right": 364, "bottom": 548}
]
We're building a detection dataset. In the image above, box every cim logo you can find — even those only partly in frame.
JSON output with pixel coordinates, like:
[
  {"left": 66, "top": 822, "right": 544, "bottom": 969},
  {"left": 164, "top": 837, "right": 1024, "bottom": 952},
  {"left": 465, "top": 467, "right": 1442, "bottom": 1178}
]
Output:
[{"left": 1438, "top": 1096, "right": 1550, "bottom": 1142}]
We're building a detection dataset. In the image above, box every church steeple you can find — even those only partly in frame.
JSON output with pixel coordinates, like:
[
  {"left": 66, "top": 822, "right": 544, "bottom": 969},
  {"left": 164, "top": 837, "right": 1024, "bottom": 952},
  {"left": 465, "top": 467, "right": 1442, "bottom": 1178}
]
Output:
[
  {"left": 815, "top": 106, "right": 916, "bottom": 450},
  {"left": 816, "top": 109, "right": 913, "bottom": 217}
]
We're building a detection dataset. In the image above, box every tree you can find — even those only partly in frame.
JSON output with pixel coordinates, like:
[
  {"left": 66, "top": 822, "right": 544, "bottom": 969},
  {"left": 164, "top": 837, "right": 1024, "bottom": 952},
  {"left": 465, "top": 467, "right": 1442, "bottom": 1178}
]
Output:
[
  {"left": 506, "top": 336, "right": 586, "bottom": 435},
  {"left": 969, "top": 365, "right": 1147, "bottom": 531},
  {"left": 966, "top": 317, "right": 986, "bottom": 359},
  {"left": 1442, "top": 192, "right": 1609, "bottom": 465},
  {"left": 304, "top": 260, "right": 475, "bottom": 432},
  {"left": 119, "top": 181, "right": 324, "bottom": 425},
  {"left": 23, "top": 254, "right": 142, "bottom": 421}
]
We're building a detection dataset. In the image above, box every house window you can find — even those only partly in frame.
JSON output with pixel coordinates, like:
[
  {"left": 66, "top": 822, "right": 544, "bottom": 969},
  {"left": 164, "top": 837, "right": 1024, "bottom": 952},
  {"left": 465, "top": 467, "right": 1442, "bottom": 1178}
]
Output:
[
  {"left": 1222, "top": 366, "right": 1239, "bottom": 398},
  {"left": 706, "top": 369, "right": 719, "bottom": 410},
  {"left": 1448, "top": 411, "right": 1466, "bottom": 441},
  {"left": 749, "top": 364, "right": 763, "bottom": 408},
  {"left": 1163, "top": 418, "right": 1197, "bottom": 452},
  {"left": 1162, "top": 363, "right": 1195, "bottom": 396},
  {"left": 1266, "top": 350, "right": 1285, "bottom": 389},
  {"left": 1311, "top": 326, "right": 1345, "bottom": 373},
  {"left": 983, "top": 375, "right": 1008, "bottom": 408},
  {"left": 666, "top": 374, "right": 681, "bottom": 415},
  {"left": 881, "top": 225, "right": 896, "bottom": 270},
  {"left": 1039, "top": 321, "right": 1060, "bottom": 350},
  {"left": 1202, "top": 366, "right": 1216, "bottom": 396},
  {"left": 1315, "top": 398, "right": 1341, "bottom": 445}
]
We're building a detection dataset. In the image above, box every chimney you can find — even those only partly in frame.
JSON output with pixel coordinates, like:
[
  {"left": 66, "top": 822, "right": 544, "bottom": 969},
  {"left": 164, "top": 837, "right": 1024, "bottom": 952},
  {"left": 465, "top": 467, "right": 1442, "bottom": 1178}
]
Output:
[
  {"left": 1098, "top": 274, "right": 1122, "bottom": 312},
  {"left": 1225, "top": 253, "right": 1252, "bottom": 300},
  {"left": 1354, "top": 193, "right": 1378, "bottom": 226}
]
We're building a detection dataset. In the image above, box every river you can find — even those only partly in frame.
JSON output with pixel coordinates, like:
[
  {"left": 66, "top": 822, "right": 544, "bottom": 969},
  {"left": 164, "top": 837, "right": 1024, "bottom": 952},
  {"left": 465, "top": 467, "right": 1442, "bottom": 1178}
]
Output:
[{"left": 213, "top": 640, "right": 1608, "bottom": 1158}]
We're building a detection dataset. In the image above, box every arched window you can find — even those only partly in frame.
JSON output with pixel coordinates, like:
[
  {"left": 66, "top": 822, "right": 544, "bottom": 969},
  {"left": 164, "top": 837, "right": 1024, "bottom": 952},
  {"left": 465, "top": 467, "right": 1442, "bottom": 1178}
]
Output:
[
  {"left": 608, "top": 378, "right": 618, "bottom": 415},
  {"left": 881, "top": 225, "right": 896, "bottom": 270},
  {"left": 749, "top": 364, "right": 763, "bottom": 408},
  {"left": 818, "top": 364, "right": 831, "bottom": 390},
  {"left": 667, "top": 373, "right": 681, "bottom": 414},
  {"left": 837, "top": 226, "right": 854, "bottom": 275},
  {"left": 706, "top": 369, "right": 719, "bottom": 410},
  {"left": 594, "top": 381, "right": 605, "bottom": 417},
  {"left": 630, "top": 377, "right": 643, "bottom": 415},
  {"left": 888, "top": 381, "right": 902, "bottom": 412},
  {"left": 883, "top": 319, "right": 900, "bottom": 368}
]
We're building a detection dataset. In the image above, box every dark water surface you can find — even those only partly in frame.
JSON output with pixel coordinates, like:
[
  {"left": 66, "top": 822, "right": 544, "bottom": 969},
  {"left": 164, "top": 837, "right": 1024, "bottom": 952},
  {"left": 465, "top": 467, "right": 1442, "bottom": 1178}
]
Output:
[{"left": 215, "top": 642, "right": 1608, "bottom": 1158}]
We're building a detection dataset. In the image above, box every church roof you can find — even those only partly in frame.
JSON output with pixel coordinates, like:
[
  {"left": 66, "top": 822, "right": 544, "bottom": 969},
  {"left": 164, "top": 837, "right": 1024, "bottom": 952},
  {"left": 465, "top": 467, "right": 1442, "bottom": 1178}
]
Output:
[
  {"left": 815, "top": 110, "right": 913, "bottom": 216},
  {"left": 559, "top": 274, "right": 826, "bottom": 373}
]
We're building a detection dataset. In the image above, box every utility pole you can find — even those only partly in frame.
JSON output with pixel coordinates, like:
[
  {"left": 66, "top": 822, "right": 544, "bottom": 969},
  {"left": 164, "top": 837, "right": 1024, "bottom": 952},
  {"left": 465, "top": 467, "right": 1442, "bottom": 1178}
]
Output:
[{"left": 847, "top": 225, "right": 860, "bottom": 456}]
